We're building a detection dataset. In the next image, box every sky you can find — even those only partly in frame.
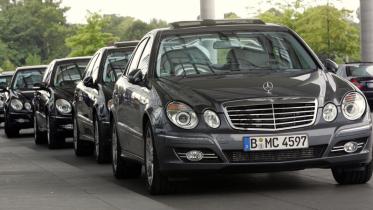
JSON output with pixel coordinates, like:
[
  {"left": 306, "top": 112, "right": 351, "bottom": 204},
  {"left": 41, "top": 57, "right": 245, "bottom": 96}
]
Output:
[{"left": 60, "top": 0, "right": 360, "bottom": 24}]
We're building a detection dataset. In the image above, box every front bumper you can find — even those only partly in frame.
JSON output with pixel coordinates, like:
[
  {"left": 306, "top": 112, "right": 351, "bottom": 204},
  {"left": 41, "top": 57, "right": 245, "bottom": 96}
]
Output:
[
  {"left": 6, "top": 111, "right": 33, "bottom": 129},
  {"left": 154, "top": 122, "right": 373, "bottom": 175},
  {"left": 50, "top": 115, "right": 73, "bottom": 137}
]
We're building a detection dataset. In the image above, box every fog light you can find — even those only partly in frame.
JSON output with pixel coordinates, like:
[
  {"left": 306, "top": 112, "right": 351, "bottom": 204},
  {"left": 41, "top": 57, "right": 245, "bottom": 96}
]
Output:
[
  {"left": 186, "top": 150, "right": 204, "bottom": 162},
  {"left": 344, "top": 141, "right": 358, "bottom": 153}
]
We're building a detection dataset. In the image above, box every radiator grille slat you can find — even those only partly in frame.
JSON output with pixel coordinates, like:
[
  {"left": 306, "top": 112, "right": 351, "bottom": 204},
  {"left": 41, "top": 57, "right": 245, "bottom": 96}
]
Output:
[{"left": 224, "top": 100, "right": 317, "bottom": 131}]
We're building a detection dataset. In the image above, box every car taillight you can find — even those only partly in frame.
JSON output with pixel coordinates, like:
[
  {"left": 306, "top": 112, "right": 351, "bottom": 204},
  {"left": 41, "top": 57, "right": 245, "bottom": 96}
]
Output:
[{"left": 350, "top": 78, "right": 364, "bottom": 89}]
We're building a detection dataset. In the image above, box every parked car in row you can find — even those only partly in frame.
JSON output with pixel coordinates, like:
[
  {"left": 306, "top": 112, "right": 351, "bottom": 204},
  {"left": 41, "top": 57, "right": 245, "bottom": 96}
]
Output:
[
  {"left": 73, "top": 41, "right": 137, "bottom": 163},
  {"left": 0, "top": 71, "right": 15, "bottom": 123},
  {"left": 33, "top": 56, "right": 91, "bottom": 148},
  {"left": 110, "top": 19, "right": 373, "bottom": 194},
  {"left": 4, "top": 65, "right": 47, "bottom": 137},
  {"left": 337, "top": 62, "right": 373, "bottom": 104}
]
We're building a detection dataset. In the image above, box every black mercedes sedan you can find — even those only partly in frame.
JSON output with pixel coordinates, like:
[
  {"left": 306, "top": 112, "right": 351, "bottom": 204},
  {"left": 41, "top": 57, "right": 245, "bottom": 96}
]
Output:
[
  {"left": 0, "top": 71, "right": 15, "bottom": 123},
  {"left": 33, "top": 57, "right": 91, "bottom": 149},
  {"left": 73, "top": 42, "right": 137, "bottom": 163},
  {"left": 110, "top": 19, "right": 373, "bottom": 194},
  {"left": 4, "top": 65, "right": 47, "bottom": 137}
]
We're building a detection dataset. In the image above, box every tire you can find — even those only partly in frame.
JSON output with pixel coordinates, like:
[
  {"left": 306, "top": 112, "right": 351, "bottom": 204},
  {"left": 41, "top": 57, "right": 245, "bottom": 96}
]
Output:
[
  {"left": 4, "top": 113, "right": 19, "bottom": 138},
  {"left": 34, "top": 114, "right": 46, "bottom": 145},
  {"left": 332, "top": 161, "right": 373, "bottom": 185},
  {"left": 144, "top": 122, "right": 173, "bottom": 195},
  {"left": 111, "top": 121, "right": 141, "bottom": 179},
  {"left": 73, "top": 117, "right": 93, "bottom": 156},
  {"left": 94, "top": 117, "right": 111, "bottom": 163},
  {"left": 47, "top": 116, "right": 63, "bottom": 149}
]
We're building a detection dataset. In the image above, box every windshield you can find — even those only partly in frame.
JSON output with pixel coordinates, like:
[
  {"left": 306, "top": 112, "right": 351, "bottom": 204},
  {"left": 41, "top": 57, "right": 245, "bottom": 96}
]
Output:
[
  {"left": 103, "top": 49, "right": 133, "bottom": 83},
  {"left": 0, "top": 75, "right": 13, "bottom": 87},
  {"left": 346, "top": 65, "right": 373, "bottom": 77},
  {"left": 156, "top": 31, "right": 317, "bottom": 77},
  {"left": 53, "top": 60, "right": 89, "bottom": 87},
  {"left": 12, "top": 69, "right": 45, "bottom": 90}
]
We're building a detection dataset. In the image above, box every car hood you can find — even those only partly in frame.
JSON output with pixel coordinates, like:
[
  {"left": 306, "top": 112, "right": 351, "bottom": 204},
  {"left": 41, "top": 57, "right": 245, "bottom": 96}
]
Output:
[
  {"left": 10, "top": 89, "right": 36, "bottom": 102},
  {"left": 54, "top": 86, "right": 75, "bottom": 102},
  {"left": 154, "top": 70, "right": 355, "bottom": 113}
]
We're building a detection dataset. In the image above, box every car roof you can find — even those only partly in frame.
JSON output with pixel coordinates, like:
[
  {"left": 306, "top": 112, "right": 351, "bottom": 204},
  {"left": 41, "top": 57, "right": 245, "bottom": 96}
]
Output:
[
  {"left": 0, "top": 71, "right": 15, "bottom": 76},
  {"left": 16, "top": 65, "right": 48, "bottom": 71},
  {"left": 53, "top": 56, "right": 92, "bottom": 63},
  {"left": 154, "top": 19, "right": 288, "bottom": 35},
  {"left": 99, "top": 46, "right": 137, "bottom": 53}
]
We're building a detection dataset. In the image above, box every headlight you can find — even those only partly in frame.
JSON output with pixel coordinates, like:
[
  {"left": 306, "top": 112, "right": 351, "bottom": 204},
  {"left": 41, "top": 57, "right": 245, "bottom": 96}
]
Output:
[
  {"left": 10, "top": 99, "right": 23, "bottom": 111},
  {"left": 203, "top": 110, "right": 220, "bottom": 128},
  {"left": 166, "top": 102, "right": 198, "bottom": 129},
  {"left": 56, "top": 99, "right": 72, "bottom": 114},
  {"left": 322, "top": 103, "right": 337, "bottom": 122},
  {"left": 24, "top": 102, "right": 32, "bottom": 111},
  {"left": 342, "top": 92, "right": 366, "bottom": 120}
]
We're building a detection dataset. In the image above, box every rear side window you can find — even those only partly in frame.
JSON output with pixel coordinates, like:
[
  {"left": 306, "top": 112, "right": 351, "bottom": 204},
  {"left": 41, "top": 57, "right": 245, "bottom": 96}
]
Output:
[{"left": 346, "top": 65, "right": 373, "bottom": 77}]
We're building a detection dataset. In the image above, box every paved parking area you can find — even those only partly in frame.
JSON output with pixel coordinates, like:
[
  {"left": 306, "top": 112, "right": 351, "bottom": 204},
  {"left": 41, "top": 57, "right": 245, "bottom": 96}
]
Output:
[{"left": 0, "top": 128, "right": 372, "bottom": 210}]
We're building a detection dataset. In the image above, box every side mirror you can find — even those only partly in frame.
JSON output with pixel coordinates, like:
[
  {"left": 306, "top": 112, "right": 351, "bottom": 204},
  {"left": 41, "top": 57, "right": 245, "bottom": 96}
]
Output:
[
  {"left": 325, "top": 59, "right": 338, "bottom": 73},
  {"left": 83, "top": 76, "right": 94, "bottom": 87},
  {"left": 128, "top": 69, "right": 143, "bottom": 84}
]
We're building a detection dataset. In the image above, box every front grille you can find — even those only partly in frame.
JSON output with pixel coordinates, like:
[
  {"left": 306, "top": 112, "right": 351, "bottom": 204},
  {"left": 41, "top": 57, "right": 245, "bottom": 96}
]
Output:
[
  {"left": 224, "top": 99, "right": 317, "bottom": 131},
  {"left": 224, "top": 145, "right": 327, "bottom": 163}
]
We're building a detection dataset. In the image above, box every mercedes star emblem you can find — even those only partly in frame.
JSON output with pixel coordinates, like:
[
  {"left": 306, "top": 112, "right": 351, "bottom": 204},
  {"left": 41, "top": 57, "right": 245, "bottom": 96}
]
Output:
[{"left": 263, "top": 81, "right": 274, "bottom": 93}]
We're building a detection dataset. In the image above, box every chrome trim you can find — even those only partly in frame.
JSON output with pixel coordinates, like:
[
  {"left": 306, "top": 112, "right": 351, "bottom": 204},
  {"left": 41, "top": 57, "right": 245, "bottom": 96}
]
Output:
[
  {"left": 331, "top": 143, "right": 365, "bottom": 152},
  {"left": 222, "top": 98, "right": 318, "bottom": 131}
]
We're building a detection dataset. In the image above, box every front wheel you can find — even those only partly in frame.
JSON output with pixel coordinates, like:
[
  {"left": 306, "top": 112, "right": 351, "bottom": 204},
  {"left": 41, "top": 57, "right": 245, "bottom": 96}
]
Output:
[
  {"left": 34, "top": 115, "right": 46, "bottom": 145},
  {"left": 4, "top": 113, "right": 19, "bottom": 138},
  {"left": 73, "top": 117, "right": 93, "bottom": 156},
  {"left": 144, "top": 122, "right": 173, "bottom": 195},
  {"left": 332, "top": 161, "right": 373, "bottom": 185},
  {"left": 111, "top": 122, "right": 141, "bottom": 179},
  {"left": 47, "top": 116, "right": 63, "bottom": 149},
  {"left": 94, "top": 117, "right": 110, "bottom": 163}
]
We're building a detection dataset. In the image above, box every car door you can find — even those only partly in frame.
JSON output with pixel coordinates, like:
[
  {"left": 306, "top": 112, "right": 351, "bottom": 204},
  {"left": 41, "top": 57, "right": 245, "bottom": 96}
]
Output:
[
  {"left": 117, "top": 38, "right": 149, "bottom": 156},
  {"left": 75, "top": 53, "right": 99, "bottom": 140}
]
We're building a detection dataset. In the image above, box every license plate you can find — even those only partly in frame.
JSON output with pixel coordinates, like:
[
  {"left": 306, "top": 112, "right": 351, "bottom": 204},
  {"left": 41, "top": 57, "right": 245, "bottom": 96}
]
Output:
[{"left": 243, "top": 135, "right": 308, "bottom": 151}]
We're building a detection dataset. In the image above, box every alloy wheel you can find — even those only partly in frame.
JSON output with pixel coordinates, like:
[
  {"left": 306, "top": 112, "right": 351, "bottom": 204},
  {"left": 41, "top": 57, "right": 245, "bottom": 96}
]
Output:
[
  {"left": 73, "top": 118, "right": 78, "bottom": 150},
  {"left": 112, "top": 125, "right": 118, "bottom": 171},
  {"left": 145, "top": 128, "right": 154, "bottom": 186},
  {"left": 46, "top": 117, "right": 50, "bottom": 145},
  {"left": 33, "top": 116, "right": 37, "bottom": 140},
  {"left": 94, "top": 119, "right": 100, "bottom": 158}
]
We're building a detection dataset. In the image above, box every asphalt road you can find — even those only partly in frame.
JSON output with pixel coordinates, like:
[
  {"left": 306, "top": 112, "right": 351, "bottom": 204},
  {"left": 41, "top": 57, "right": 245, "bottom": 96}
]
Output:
[{"left": 0, "top": 128, "right": 373, "bottom": 210}]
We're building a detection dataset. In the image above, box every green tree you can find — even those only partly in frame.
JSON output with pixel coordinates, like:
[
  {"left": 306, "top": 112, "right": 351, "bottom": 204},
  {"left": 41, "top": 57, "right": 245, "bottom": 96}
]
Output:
[
  {"left": 296, "top": 6, "right": 360, "bottom": 62},
  {"left": 66, "top": 13, "right": 119, "bottom": 56},
  {"left": 258, "top": 1, "right": 360, "bottom": 62},
  {"left": 224, "top": 12, "right": 240, "bottom": 19},
  {"left": 1, "top": 59, "right": 16, "bottom": 71},
  {"left": 25, "top": 53, "right": 41, "bottom": 65},
  {"left": 0, "top": 0, "right": 70, "bottom": 66}
]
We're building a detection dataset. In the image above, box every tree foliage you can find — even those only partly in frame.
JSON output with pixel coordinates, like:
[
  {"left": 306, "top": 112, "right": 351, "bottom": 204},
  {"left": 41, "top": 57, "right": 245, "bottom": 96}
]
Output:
[
  {"left": 66, "top": 13, "right": 119, "bottom": 56},
  {"left": 0, "top": 0, "right": 70, "bottom": 68},
  {"left": 258, "top": 1, "right": 360, "bottom": 62}
]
